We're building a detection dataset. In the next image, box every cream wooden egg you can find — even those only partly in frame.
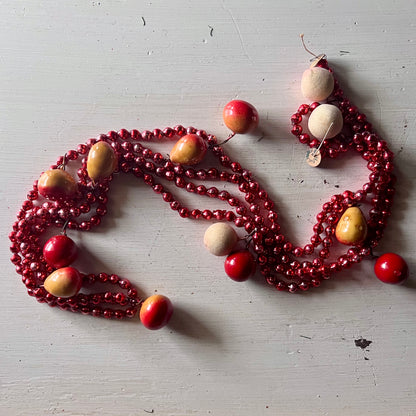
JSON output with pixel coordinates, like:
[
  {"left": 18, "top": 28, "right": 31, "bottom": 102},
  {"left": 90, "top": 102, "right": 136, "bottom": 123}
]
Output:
[
  {"left": 204, "top": 223, "right": 238, "bottom": 256},
  {"left": 301, "top": 67, "right": 334, "bottom": 102},
  {"left": 308, "top": 104, "right": 343, "bottom": 139}
]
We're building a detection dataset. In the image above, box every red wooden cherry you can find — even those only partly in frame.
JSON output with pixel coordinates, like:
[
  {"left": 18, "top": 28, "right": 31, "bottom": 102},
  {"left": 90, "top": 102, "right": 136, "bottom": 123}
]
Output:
[
  {"left": 223, "top": 100, "right": 259, "bottom": 134},
  {"left": 224, "top": 250, "right": 256, "bottom": 282},
  {"left": 139, "top": 294, "right": 173, "bottom": 330},
  {"left": 43, "top": 235, "right": 78, "bottom": 268},
  {"left": 374, "top": 253, "right": 409, "bottom": 284}
]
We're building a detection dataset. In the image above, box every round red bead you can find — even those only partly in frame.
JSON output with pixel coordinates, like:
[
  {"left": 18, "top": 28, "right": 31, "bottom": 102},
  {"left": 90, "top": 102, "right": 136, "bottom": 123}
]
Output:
[
  {"left": 224, "top": 250, "right": 256, "bottom": 282},
  {"left": 374, "top": 253, "right": 409, "bottom": 284}
]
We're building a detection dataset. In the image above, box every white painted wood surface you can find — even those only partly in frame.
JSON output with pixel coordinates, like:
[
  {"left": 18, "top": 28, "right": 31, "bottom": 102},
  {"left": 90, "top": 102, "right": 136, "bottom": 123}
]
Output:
[{"left": 1, "top": 1, "right": 416, "bottom": 415}]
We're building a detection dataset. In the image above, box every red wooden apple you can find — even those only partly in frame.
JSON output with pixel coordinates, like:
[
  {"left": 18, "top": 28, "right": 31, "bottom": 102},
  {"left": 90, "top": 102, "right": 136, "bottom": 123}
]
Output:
[
  {"left": 139, "top": 294, "right": 173, "bottom": 330},
  {"left": 223, "top": 100, "right": 259, "bottom": 134},
  {"left": 38, "top": 169, "right": 77, "bottom": 200},
  {"left": 44, "top": 267, "right": 82, "bottom": 298},
  {"left": 170, "top": 134, "right": 207, "bottom": 165}
]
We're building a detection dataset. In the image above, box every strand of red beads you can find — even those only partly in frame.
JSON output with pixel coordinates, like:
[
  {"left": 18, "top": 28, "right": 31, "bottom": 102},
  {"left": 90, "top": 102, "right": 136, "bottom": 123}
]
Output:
[
  {"left": 288, "top": 57, "right": 397, "bottom": 291},
  {"left": 9, "top": 56, "right": 408, "bottom": 330}
]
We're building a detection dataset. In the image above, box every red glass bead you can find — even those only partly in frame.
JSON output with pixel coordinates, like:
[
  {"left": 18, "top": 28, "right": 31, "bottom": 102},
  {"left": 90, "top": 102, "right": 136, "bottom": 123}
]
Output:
[
  {"left": 298, "top": 104, "right": 309, "bottom": 115},
  {"left": 225, "top": 211, "right": 236, "bottom": 222},
  {"left": 197, "top": 185, "right": 207, "bottom": 195},
  {"left": 288, "top": 283, "right": 298, "bottom": 293},
  {"left": 291, "top": 114, "right": 302, "bottom": 124},
  {"left": 170, "top": 201, "right": 180, "bottom": 211},
  {"left": 191, "top": 209, "right": 202, "bottom": 219},
  {"left": 118, "top": 279, "right": 131, "bottom": 290},
  {"left": 207, "top": 187, "right": 219, "bottom": 198},
  {"left": 310, "top": 138, "right": 319, "bottom": 148},
  {"left": 155, "top": 167, "right": 165, "bottom": 177},
  {"left": 311, "top": 278, "right": 321, "bottom": 287},
  {"left": 125, "top": 308, "right": 136, "bottom": 318},
  {"left": 175, "top": 177, "right": 186, "bottom": 188},
  {"left": 291, "top": 125, "right": 302, "bottom": 136},
  {"left": 202, "top": 210, "right": 212, "bottom": 220},
  {"left": 179, "top": 208, "right": 189, "bottom": 218},
  {"left": 162, "top": 192, "right": 173, "bottom": 202},
  {"left": 275, "top": 281, "right": 288, "bottom": 292},
  {"left": 299, "top": 133, "right": 310, "bottom": 144}
]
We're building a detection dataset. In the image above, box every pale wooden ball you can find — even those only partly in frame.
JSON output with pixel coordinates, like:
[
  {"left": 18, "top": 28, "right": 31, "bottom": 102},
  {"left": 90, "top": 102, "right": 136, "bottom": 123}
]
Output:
[
  {"left": 308, "top": 104, "right": 343, "bottom": 139},
  {"left": 301, "top": 67, "right": 334, "bottom": 102},
  {"left": 204, "top": 223, "right": 238, "bottom": 256}
]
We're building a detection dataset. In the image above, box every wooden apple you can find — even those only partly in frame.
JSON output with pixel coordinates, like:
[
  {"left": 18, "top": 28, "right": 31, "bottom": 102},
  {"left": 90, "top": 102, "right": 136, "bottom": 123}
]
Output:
[
  {"left": 139, "top": 294, "right": 173, "bottom": 330},
  {"left": 170, "top": 134, "right": 207, "bottom": 165},
  {"left": 38, "top": 169, "right": 77, "bottom": 200},
  {"left": 44, "top": 267, "right": 82, "bottom": 298},
  {"left": 223, "top": 100, "right": 259, "bottom": 134}
]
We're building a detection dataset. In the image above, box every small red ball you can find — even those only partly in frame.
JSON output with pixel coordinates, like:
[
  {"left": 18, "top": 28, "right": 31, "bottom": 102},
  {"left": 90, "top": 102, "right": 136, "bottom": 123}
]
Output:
[
  {"left": 374, "top": 253, "right": 409, "bottom": 284},
  {"left": 139, "top": 294, "right": 173, "bottom": 330},
  {"left": 223, "top": 100, "right": 259, "bottom": 134},
  {"left": 43, "top": 235, "right": 78, "bottom": 268},
  {"left": 224, "top": 250, "right": 256, "bottom": 282}
]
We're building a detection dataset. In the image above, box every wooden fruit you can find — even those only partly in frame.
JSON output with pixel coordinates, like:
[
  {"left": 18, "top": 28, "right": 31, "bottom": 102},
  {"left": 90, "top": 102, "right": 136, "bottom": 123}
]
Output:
[
  {"left": 170, "top": 134, "right": 207, "bottom": 165},
  {"left": 87, "top": 141, "right": 118, "bottom": 182},
  {"left": 38, "top": 169, "right": 77, "bottom": 200},
  {"left": 44, "top": 267, "right": 82, "bottom": 298},
  {"left": 223, "top": 100, "right": 259, "bottom": 134},
  {"left": 43, "top": 235, "right": 78, "bottom": 268},
  {"left": 335, "top": 207, "right": 368, "bottom": 245},
  {"left": 139, "top": 295, "right": 173, "bottom": 330}
]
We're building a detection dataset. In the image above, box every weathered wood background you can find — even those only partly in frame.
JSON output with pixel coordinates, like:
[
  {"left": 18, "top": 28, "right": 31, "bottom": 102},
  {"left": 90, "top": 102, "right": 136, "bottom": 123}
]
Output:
[{"left": 1, "top": 1, "right": 415, "bottom": 415}]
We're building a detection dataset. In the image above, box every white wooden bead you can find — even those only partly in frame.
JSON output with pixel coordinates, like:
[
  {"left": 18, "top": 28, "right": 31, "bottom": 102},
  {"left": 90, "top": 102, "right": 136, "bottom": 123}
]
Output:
[
  {"left": 203, "top": 223, "right": 238, "bottom": 256},
  {"left": 301, "top": 67, "right": 334, "bottom": 102},
  {"left": 308, "top": 104, "right": 343, "bottom": 139}
]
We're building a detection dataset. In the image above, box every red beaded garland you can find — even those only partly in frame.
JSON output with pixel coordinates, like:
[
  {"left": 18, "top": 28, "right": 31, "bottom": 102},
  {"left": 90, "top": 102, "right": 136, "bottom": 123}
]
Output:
[{"left": 9, "top": 58, "right": 400, "bottom": 323}]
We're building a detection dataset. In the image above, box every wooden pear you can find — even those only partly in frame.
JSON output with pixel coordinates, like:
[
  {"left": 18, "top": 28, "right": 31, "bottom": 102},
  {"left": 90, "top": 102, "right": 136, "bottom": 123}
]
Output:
[{"left": 335, "top": 207, "right": 367, "bottom": 245}]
